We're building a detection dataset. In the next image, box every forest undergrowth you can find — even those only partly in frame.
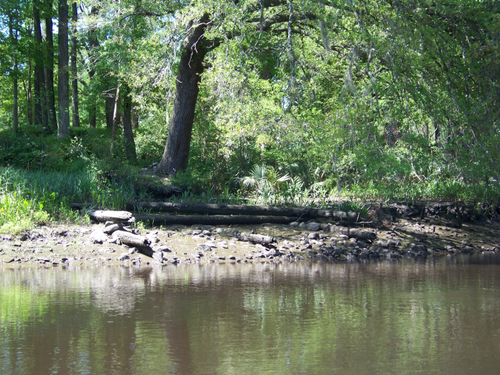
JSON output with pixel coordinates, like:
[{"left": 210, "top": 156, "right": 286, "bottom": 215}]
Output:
[{"left": 1, "top": 127, "right": 499, "bottom": 233}]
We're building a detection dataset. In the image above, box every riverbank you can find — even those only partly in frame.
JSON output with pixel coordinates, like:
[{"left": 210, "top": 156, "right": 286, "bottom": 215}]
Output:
[{"left": 1, "top": 212, "right": 500, "bottom": 268}]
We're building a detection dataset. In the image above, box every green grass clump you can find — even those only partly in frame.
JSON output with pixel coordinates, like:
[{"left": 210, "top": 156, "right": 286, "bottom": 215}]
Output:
[
  {"left": 0, "top": 164, "right": 152, "bottom": 233},
  {"left": 0, "top": 190, "right": 50, "bottom": 233}
]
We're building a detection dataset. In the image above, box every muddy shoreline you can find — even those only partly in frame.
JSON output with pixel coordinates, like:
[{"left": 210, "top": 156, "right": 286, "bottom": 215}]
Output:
[{"left": 2, "top": 213, "right": 500, "bottom": 268}]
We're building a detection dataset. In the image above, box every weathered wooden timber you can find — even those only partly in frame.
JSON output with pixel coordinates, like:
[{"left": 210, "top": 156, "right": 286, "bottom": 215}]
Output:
[
  {"left": 112, "top": 230, "right": 153, "bottom": 256},
  {"left": 330, "top": 225, "right": 377, "bottom": 240},
  {"left": 88, "top": 210, "right": 135, "bottom": 223},
  {"left": 133, "top": 213, "right": 298, "bottom": 226},
  {"left": 237, "top": 232, "right": 276, "bottom": 245},
  {"left": 127, "top": 202, "right": 358, "bottom": 220}
]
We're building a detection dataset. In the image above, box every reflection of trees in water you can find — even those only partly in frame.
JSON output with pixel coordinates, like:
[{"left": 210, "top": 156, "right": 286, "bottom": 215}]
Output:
[
  {"left": 2, "top": 257, "right": 500, "bottom": 373},
  {"left": 2, "top": 258, "right": 497, "bottom": 317}
]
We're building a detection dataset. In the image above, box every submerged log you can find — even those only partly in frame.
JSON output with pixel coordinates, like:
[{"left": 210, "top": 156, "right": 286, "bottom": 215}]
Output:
[
  {"left": 134, "top": 213, "right": 297, "bottom": 226},
  {"left": 127, "top": 202, "right": 358, "bottom": 220},
  {"left": 88, "top": 210, "right": 135, "bottom": 223}
]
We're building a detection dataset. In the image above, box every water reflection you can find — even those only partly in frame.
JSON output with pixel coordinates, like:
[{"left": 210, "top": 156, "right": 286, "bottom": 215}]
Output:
[{"left": 1, "top": 255, "right": 500, "bottom": 374}]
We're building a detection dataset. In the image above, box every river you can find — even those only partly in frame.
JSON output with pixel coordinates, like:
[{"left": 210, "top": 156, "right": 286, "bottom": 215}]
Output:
[{"left": 2, "top": 254, "right": 500, "bottom": 374}]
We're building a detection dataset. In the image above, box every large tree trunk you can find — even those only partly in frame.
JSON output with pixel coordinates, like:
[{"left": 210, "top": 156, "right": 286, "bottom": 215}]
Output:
[
  {"left": 33, "top": 2, "right": 47, "bottom": 129},
  {"left": 44, "top": 6, "right": 57, "bottom": 132},
  {"left": 156, "top": 16, "right": 210, "bottom": 176},
  {"left": 105, "top": 94, "right": 115, "bottom": 129},
  {"left": 71, "top": 2, "right": 80, "bottom": 127},
  {"left": 26, "top": 58, "right": 33, "bottom": 125},
  {"left": 110, "top": 85, "right": 120, "bottom": 152},
  {"left": 87, "top": 6, "right": 100, "bottom": 128},
  {"left": 58, "top": 0, "right": 70, "bottom": 137},
  {"left": 8, "top": 13, "right": 18, "bottom": 133},
  {"left": 122, "top": 85, "right": 137, "bottom": 163},
  {"left": 132, "top": 107, "right": 139, "bottom": 129}
]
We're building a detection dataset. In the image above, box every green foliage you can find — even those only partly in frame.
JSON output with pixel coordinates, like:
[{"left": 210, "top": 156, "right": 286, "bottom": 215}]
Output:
[{"left": 1, "top": 0, "right": 500, "bottom": 224}]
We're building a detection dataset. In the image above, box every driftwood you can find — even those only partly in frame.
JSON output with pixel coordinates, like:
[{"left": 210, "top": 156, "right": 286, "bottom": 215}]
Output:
[
  {"left": 348, "top": 228, "right": 377, "bottom": 240},
  {"left": 330, "top": 225, "right": 377, "bottom": 240},
  {"left": 88, "top": 210, "right": 135, "bottom": 223},
  {"left": 237, "top": 232, "right": 276, "bottom": 245},
  {"left": 134, "top": 213, "right": 297, "bottom": 226},
  {"left": 103, "top": 222, "right": 123, "bottom": 234},
  {"left": 127, "top": 202, "right": 358, "bottom": 220},
  {"left": 112, "top": 230, "right": 153, "bottom": 256}
]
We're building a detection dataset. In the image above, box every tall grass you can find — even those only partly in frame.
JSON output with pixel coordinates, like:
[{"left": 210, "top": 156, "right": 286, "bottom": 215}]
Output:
[{"left": 0, "top": 165, "right": 146, "bottom": 233}]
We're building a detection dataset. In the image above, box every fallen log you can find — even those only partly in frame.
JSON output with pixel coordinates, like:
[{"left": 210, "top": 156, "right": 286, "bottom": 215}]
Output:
[
  {"left": 330, "top": 225, "right": 377, "bottom": 240},
  {"left": 112, "top": 230, "right": 153, "bottom": 256},
  {"left": 88, "top": 210, "right": 135, "bottom": 223},
  {"left": 133, "top": 213, "right": 297, "bottom": 226},
  {"left": 127, "top": 202, "right": 358, "bottom": 220},
  {"left": 237, "top": 232, "right": 276, "bottom": 245},
  {"left": 348, "top": 228, "right": 377, "bottom": 240}
]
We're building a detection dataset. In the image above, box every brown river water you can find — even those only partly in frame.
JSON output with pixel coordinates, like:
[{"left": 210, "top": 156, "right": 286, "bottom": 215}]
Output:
[{"left": 1, "top": 254, "right": 500, "bottom": 374}]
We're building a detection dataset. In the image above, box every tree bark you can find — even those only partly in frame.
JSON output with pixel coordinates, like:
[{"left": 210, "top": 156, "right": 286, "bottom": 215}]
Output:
[
  {"left": 132, "top": 107, "right": 139, "bottom": 129},
  {"left": 8, "top": 13, "right": 19, "bottom": 133},
  {"left": 87, "top": 6, "right": 100, "bottom": 128},
  {"left": 43, "top": 0, "right": 57, "bottom": 133},
  {"left": 110, "top": 85, "right": 120, "bottom": 152},
  {"left": 105, "top": 94, "right": 115, "bottom": 129},
  {"left": 122, "top": 85, "right": 137, "bottom": 163},
  {"left": 33, "top": 2, "right": 47, "bottom": 128},
  {"left": 156, "top": 16, "right": 211, "bottom": 176},
  {"left": 71, "top": 2, "right": 80, "bottom": 127},
  {"left": 26, "top": 57, "right": 33, "bottom": 125},
  {"left": 58, "top": 0, "right": 70, "bottom": 137}
]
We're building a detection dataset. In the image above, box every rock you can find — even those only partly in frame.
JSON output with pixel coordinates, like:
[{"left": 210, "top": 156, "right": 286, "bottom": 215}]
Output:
[
  {"left": 89, "top": 229, "right": 108, "bottom": 244},
  {"left": 357, "top": 240, "right": 369, "bottom": 249},
  {"left": 156, "top": 246, "right": 172, "bottom": 253},
  {"left": 308, "top": 232, "right": 320, "bottom": 240},
  {"left": 307, "top": 222, "right": 321, "bottom": 231},
  {"left": 152, "top": 252, "right": 164, "bottom": 263},
  {"left": 199, "top": 244, "right": 214, "bottom": 252},
  {"left": 412, "top": 244, "right": 427, "bottom": 252}
]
